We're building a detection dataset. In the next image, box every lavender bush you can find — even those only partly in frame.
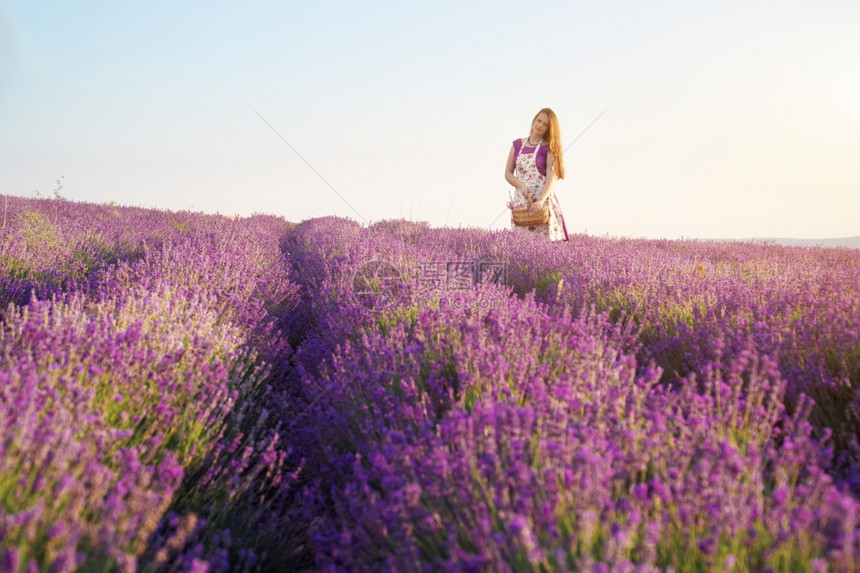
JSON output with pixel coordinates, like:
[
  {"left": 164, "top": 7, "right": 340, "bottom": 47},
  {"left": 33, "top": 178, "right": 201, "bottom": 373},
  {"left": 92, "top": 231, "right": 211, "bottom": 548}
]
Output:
[{"left": 1, "top": 196, "right": 302, "bottom": 570}]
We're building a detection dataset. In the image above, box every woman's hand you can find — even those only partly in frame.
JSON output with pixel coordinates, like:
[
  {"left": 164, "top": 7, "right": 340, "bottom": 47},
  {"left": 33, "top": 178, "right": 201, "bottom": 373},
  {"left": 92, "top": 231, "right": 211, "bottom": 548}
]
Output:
[{"left": 529, "top": 195, "right": 547, "bottom": 215}]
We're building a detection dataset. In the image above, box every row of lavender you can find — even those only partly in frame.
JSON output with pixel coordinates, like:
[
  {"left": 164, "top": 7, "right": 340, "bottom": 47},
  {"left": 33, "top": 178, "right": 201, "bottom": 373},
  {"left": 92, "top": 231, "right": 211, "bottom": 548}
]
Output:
[
  {"left": 1, "top": 197, "right": 303, "bottom": 570},
  {"left": 281, "top": 217, "right": 859, "bottom": 571}
]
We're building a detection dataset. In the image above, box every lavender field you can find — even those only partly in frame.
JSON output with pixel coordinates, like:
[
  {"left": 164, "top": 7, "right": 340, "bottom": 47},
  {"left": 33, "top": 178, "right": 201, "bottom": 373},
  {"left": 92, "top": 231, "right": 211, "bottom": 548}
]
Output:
[{"left": 1, "top": 195, "right": 858, "bottom": 572}]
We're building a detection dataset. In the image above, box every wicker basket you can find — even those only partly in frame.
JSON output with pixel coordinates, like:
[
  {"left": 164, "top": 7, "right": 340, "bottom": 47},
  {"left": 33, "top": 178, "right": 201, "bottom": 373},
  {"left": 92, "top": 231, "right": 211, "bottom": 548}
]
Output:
[{"left": 511, "top": 193, "right": 550, "bottom": 227}]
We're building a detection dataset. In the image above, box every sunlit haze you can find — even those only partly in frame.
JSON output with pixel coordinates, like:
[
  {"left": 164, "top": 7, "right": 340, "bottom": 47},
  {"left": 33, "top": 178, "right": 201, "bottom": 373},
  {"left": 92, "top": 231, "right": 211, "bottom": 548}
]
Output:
[{"left": 2, "top": 1, "right": 858, "bottom": 240}]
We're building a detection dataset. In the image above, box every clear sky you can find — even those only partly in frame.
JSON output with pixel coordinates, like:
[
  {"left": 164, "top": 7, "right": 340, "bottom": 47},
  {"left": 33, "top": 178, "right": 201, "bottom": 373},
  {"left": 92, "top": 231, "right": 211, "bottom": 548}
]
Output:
[{"left": 2, "top": 1, "right": 858, "bottom": 240}]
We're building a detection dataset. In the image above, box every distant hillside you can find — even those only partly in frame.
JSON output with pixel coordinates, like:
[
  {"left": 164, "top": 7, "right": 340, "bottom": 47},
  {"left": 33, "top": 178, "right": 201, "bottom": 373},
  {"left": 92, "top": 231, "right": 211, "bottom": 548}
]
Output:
[
  {"left": 713, "top": 236, "right": 860, "bottom": 249},
  {"left": 749, "top": 236, "right": 860, "bottom": 249}
]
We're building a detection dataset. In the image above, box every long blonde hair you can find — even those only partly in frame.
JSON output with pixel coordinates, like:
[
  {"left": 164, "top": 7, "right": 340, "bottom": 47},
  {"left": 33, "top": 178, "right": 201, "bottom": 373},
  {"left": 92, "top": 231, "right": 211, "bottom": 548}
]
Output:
[{"left": 533, "top": 108, "right": 565, "bottom": 179}]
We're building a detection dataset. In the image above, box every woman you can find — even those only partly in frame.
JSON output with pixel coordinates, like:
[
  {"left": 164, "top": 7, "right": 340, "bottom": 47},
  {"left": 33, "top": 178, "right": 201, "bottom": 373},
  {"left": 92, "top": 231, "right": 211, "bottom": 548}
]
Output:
[{"left": 505, "top": 108, "right": 569, "bottom": 241}]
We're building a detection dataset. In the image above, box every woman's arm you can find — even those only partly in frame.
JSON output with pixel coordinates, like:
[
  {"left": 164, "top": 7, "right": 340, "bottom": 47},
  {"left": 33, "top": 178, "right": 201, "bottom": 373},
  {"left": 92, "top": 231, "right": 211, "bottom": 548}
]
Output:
[
  {"left": 505, "top": 145, "right": 528, "bottom": 192},
  {"left": 533, "top": 150, "right": 557, "bottom": 212}
]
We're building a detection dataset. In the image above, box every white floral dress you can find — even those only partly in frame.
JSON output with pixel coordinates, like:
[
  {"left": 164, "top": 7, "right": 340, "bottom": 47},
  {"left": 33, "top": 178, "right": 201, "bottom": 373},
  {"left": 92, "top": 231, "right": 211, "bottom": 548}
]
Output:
[{"left": 510, "top": 139, "right": 568, "bottom": 241}]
